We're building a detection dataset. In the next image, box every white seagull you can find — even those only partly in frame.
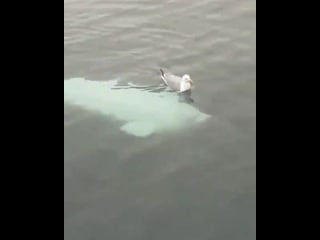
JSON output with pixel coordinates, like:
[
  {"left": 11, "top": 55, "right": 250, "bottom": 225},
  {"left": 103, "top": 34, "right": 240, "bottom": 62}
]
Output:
[{"left": 160, "top": 68, "right": 194, "bottom": 93}]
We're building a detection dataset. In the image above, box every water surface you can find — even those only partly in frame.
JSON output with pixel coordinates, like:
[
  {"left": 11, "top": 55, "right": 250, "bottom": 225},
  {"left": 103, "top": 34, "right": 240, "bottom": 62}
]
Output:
[{"left": 64, "top": 0, "right": 256, "bottom": 239}]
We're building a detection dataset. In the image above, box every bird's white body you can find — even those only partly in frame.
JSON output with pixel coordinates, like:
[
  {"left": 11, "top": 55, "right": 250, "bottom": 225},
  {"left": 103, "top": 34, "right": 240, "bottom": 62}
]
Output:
[{"left": 160, "top": 69, "right": 194, "bottom": 93}]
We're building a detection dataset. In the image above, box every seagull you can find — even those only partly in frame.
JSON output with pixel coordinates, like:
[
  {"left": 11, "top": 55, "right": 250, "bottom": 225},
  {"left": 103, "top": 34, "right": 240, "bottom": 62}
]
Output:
[{"left": 160, "top": 68, "right": 194, "bottom": 93}]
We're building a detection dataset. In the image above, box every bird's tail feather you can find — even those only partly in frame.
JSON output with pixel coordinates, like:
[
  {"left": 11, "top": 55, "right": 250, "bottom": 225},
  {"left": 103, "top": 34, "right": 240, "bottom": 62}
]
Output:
[{"left": 160, "top": 68, "right": 165, "bottom": 77}]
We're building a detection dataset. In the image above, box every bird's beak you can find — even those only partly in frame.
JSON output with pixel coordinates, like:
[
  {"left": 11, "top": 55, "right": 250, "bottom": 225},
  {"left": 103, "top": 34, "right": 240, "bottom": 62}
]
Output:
[{"left": 190, "top": 79, "right": 194, "bottom": 85}]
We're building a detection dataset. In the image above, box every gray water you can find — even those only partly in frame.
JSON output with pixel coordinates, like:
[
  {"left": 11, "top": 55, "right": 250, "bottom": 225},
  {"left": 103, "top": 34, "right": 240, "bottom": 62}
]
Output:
[{"left": 64, "top": 0, "right": 256, "bottom": 239}]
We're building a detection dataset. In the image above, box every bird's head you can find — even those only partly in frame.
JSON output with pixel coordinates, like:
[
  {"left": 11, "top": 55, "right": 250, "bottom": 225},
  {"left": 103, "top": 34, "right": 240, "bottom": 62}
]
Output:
[{"left": 182, "top": 74, "right": 193, "bottom": 85}]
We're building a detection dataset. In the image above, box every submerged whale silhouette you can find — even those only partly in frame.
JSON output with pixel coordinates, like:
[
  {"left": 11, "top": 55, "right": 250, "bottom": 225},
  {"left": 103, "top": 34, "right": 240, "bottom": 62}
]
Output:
[{"left": 64, "top": 78, "right": 210, "bottom": 137}]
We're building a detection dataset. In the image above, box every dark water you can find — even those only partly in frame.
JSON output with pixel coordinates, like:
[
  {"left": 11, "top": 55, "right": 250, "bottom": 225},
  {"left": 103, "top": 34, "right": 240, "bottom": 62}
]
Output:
[{"left": 64, "top": 0, "right": 256, "bottom": 239}]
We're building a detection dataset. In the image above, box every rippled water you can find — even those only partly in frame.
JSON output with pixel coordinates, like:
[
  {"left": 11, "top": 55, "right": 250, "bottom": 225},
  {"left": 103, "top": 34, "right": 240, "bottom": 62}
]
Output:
[{"left": 64, "top": 0, "right": 256, "bottom": 239}]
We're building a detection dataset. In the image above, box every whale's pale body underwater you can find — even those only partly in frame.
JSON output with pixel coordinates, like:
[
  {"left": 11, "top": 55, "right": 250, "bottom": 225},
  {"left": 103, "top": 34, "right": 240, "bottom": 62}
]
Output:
[{"left": 64, "top": 78, "right": 210, "bottom": 137}]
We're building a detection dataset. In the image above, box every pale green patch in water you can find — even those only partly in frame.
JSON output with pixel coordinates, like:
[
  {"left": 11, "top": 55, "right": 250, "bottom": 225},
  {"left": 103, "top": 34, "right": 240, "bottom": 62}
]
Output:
[{"left": 64, "top": 78, "right": 210, "bottom": 137}]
